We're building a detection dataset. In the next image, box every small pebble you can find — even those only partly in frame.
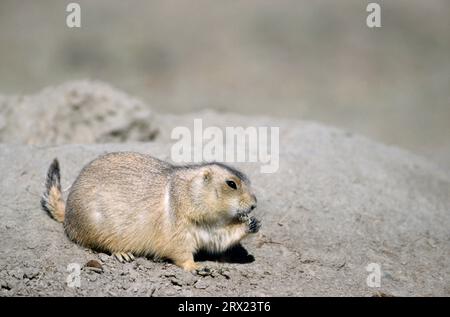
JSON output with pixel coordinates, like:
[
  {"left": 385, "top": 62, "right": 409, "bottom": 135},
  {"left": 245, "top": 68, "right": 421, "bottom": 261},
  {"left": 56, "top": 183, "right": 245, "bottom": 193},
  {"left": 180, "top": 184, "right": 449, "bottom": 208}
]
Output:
[
  {"left": 98, "top": 253, "right": 110, "bottom": 263},
  {"left": 85, "top": 260, "right": 103, "bottom": 273},
  {"left": 196, "top": 267, "right": 213, "bottom": 277},
  {"left": 194, "top": 279, "right": 208, "bottom": 289},
  {"left": 170, "top": 278, "right": 183, "bottom": 286}
]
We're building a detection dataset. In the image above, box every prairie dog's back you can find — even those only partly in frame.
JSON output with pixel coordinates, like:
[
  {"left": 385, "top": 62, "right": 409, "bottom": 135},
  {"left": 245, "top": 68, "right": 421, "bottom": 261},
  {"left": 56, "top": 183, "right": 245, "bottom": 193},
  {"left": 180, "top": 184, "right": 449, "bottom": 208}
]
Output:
[
  {"left": 77, "top": 152, "right": 171, "bottom": 186},
  {"left": 64, "top": 152, "right": 173, "bottom": 253}
]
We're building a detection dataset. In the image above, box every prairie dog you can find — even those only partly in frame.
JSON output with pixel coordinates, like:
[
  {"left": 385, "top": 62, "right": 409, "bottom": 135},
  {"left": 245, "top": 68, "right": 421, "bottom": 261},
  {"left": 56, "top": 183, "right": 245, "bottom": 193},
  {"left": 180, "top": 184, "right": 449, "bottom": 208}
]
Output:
[{"left": 41, "top": 152, "right": 260, "bottom": 271}]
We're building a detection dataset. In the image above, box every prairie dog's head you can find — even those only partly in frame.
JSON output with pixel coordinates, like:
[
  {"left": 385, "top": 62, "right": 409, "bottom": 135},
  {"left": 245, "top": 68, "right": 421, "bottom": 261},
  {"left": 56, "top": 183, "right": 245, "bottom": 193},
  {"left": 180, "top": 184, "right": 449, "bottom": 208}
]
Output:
[{"left": 190, "top": 163, "right": 257, "bottom": 224}]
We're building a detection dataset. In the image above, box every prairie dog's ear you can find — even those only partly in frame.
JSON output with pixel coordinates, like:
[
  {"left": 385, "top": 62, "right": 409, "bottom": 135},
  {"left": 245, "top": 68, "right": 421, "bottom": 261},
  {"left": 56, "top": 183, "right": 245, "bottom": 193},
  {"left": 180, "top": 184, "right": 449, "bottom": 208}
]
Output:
[{"left": 202, "top": 167, "right": 212, "bottom": 182}]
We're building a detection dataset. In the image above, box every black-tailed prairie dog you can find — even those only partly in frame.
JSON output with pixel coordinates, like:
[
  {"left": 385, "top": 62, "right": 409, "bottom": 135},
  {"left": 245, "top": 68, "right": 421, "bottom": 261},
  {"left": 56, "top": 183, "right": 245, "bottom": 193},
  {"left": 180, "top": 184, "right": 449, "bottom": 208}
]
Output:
[{"left": 41, "top": 152, "right": 260, "bottom": 271}]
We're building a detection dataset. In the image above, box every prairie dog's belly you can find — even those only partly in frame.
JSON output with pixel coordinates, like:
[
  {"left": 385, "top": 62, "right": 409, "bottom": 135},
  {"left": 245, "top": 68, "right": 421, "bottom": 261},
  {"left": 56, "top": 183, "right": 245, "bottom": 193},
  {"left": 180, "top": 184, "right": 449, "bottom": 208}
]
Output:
[{"left": 191, "top": 224, "right": 243, "bottom": 253}]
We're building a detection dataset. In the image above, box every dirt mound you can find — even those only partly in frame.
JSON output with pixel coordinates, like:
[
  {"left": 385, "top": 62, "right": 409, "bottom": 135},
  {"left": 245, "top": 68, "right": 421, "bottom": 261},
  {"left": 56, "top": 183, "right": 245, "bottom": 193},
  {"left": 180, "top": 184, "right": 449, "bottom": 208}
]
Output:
[
  {"left": 0, "top": 82, "right": 449, "bottom": 296},
  {"left": 0, "top": 80, "right": 158, "bottom": 144}
]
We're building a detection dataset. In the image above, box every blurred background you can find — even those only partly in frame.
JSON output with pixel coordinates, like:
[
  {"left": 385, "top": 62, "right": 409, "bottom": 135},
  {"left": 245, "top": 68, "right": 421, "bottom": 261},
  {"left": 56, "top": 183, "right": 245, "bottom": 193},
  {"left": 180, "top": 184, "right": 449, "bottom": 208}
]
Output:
[{"left": 0, "top": 0, "right": 449, "bottom": 169}]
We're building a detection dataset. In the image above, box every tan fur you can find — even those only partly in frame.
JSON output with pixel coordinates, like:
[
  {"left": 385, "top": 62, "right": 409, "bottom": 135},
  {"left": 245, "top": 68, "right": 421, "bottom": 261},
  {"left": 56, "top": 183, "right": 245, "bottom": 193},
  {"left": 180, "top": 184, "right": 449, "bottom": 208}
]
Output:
[
  {"left": 42, "top": 152, "right": 258, "bottom": 271},
  {"left": 48, "top": 186, "right": 65, "bottom": 222}
]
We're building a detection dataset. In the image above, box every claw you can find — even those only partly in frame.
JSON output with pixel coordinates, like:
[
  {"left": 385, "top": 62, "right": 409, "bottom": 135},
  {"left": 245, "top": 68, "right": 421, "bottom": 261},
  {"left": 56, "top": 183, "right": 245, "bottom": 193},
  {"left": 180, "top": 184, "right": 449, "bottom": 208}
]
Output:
[
  {"left": 247, "top": 217, "right": 261, "bottom": 234},
  {"left": 114, "top": 253, "right": 124, "bottom": 263},
  {"left": 122, "top": 253, "right": 131, "bottom": 262},
  {"left": 113, "top": 252, "right": 135, "bottom": 263}
]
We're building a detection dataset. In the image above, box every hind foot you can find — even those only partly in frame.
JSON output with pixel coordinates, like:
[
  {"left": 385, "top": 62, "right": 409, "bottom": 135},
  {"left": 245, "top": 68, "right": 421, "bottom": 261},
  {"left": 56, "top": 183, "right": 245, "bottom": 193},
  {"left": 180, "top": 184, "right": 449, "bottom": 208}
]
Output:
[
  {"left": 114, "top": 252, "right": 135, "bottom": 263},
  {"left": 175, "top": 258, "right": 200, "bottom": 272}
]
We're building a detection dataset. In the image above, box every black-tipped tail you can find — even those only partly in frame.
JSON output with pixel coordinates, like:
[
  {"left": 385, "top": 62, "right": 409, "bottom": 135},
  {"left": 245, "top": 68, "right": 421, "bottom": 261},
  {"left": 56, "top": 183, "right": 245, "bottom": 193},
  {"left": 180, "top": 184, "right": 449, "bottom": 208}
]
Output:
[{"left": 41, "top": 158, "right": 65, "bottom": 222}]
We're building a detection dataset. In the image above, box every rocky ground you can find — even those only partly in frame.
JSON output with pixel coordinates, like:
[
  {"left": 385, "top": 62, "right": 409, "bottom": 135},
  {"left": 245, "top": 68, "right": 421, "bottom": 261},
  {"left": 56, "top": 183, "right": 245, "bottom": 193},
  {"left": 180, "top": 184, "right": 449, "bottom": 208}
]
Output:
[{"left": 0, "top": 82, "right": 449, "bottom": 296}]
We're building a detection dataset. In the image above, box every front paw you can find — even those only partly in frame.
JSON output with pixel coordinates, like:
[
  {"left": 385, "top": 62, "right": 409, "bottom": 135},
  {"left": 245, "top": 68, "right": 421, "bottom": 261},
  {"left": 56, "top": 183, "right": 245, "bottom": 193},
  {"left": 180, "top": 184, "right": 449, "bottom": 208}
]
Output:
[
  {"left": 237, "top": 212, "right": 250, "bottom": 223},
  {"left": 179, "top": 260, "right": 200, "bottom": 272},
  {"left": 246, "top": 216, "right": 261, "bottom": 234}
]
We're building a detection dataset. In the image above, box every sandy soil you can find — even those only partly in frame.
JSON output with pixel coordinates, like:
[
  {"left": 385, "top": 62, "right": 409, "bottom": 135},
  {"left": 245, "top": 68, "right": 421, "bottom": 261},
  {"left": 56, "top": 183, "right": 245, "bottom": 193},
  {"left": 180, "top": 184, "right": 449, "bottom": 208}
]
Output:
[{"left": 0, "top": 82, "right": 449, "bottom": 296}]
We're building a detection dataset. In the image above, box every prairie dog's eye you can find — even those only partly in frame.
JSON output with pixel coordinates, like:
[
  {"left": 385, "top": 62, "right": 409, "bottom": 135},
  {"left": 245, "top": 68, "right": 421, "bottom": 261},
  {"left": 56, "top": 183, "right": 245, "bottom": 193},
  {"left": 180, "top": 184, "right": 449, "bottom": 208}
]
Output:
[{"left": 226, "top": 180, "right": 237, "bottom": 190}]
